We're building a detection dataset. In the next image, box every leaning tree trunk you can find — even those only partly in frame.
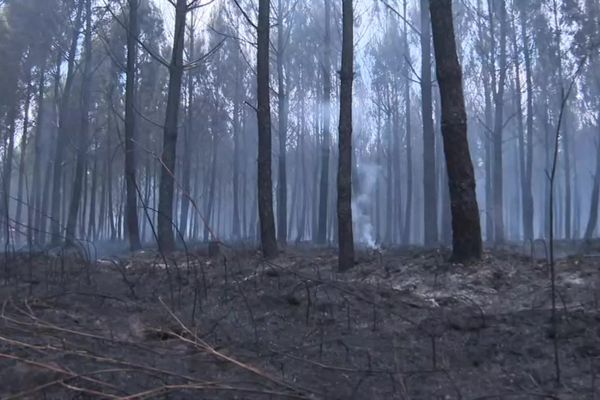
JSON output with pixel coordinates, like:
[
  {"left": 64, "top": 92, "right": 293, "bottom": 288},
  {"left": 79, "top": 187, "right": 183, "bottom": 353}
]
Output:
[
  {"left": 256, "top": 0, "right": 278, "bottom": 257},
  {"left": 429, "top": 0, "right": 482, "bottom": 261},
  {"left": 337, "top": 0, "right": 355, "bottom": 271},
  {"left": 157, "top": 0, "right": 186, "bottom": 252},
  {"left": 124, "top": 0, "right": 142, "bottom": 250}
]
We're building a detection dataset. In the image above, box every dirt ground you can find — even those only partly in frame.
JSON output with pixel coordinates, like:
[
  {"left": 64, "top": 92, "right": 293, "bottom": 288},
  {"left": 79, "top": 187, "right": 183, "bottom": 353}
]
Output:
[{"left": 0, "top": 242, "right": 599, "bottom": 399}]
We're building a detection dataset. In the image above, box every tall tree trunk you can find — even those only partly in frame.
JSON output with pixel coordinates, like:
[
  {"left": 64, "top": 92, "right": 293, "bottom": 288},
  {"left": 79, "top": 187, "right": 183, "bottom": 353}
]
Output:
[
  {"left": 338, "top": 0, "right": 355, "bottom": 271},
  {"left": 2, "top": 105, "right": 17, "bottom": 247},
  {"left": 179, "top": 11, "right": 195, "bottom": 241},
  {"left": 394, "top": 95, "right": 403, "bottom": 243},
  {"left": 429, "top": 0, "right": 482, "bottom": 261},
  {"left": 15, "top": 71, "right": 33, "bottom": 242},
  {"left": 87, "top": 142, "right": 97, "bottom": 241},
  {"left": 421, "top": 0, "right": 437, "bottom": 246},
  {"left": 66, "top": 0, "right": 93, "bottom": 243},
  {"left": 276, "top": 0, "right": 288, "bottom": 244},
  {"left": 402, "top": 0, "right": 412, "bottom": 244},
  {"left": 124, "top": 0, "right": 142, "bottom": 250},
  {"left": 317, "top": 0, "right": 332, "bottom": 244},
  {"left": 157, "top": 0, "right": 186, "bottom": 252},
  {"left": 231, "top": 42, "right": 242, "bottom": 240},
  {"left": 520, "top": 5, "right": 534, "bottom": 240},
  {"left": 552, "top": 0, "right": 571, "bottom": 240},
  {"left": 296, "top": 95, "right": 307, "bottom": 242},
  {"left": 29, "top": 64, "right": 46, "bottom": 246},
  {"left": 38, "top": 59, "right": 60, "bottom": 245},
  {"left": 477, "top": 0, "right": 493, "bottom": 241},
  {"left": 204, "top": 119, "right": 218, "bottom": 242},
  {"left": 256, "top": 0, "right": 277, "bottom": 257},
  {"left": 50, "top": 2, "right": 83, "bottom": 243},
  {"left": 385, "top": 111, "right": 393, "bottom": 244},
  {"left": 491, "top": 0, "right": 507, "bottom": 244},
  {"left": 511, "top": 12, "right": 526, "bottom": 240}
]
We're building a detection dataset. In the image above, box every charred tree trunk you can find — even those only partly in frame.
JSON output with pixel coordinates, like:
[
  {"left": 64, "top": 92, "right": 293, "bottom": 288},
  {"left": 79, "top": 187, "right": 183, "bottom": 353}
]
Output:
[
  {"left": 124, "top": 0, "right": 142, "bottom": 250},
  {"left": 157, "top": 0, "right": 186, "bottom": 252},
  {"left": 429, "top": 0, "right": 482, "bottom": 261},
  {"left": 256, "top": 0, "right": 277, "bottom": 257},
  {"left": 337, "top": 0, "right": 355, "bottom": 271},
  {"left": 29, "top": 63, "right": 46, "bottom": 246}
]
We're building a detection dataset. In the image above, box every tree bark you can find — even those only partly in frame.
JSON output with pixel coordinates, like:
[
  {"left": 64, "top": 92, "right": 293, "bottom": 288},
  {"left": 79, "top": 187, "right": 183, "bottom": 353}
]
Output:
[
  {"left": 29, "top": 63, "right": 45, "bottom": 246},
  {"left": 124, "top": 0, "right": 142, "bottom": 250},
  {"left": 429, "top": 0, "right": 482, "bottom": 261},
  {"left": 257, "top": 0, "right": 278, "bottom": 257},
  {"left": 157, "top": 0, "right": 186, "bottom": 252},
  {"left": 337, "top": 0, "right": 355, "bottom": 271}
]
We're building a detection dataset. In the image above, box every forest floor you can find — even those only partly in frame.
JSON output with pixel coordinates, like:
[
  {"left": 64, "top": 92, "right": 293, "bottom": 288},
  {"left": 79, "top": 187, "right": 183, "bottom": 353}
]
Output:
[{"left": 0, "top": 242, "right": 599, "bottom": 399}]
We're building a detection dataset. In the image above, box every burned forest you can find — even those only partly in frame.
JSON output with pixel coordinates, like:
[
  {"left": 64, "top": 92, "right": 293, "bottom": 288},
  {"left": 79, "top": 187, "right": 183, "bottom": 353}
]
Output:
[{"left": 0, "top": 0, "right": 600, "bottom": 398}]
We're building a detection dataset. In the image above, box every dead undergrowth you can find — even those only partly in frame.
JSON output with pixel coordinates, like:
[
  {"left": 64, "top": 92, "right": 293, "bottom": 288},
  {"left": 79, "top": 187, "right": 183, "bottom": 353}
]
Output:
[{"left": 0, "top": 244, "right": 599, "bottom": 399}]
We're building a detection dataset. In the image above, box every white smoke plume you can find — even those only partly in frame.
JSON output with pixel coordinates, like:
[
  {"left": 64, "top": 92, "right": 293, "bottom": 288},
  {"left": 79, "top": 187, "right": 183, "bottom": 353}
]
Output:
[{"left": 352, "top": 162, "right": 380, "bottom": 249}]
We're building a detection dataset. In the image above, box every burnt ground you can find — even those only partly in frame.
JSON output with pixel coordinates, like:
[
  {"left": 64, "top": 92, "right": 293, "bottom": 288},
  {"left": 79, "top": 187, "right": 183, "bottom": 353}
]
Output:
[{"left": 0, "top": 243, "right": 599, "bottom": 399}]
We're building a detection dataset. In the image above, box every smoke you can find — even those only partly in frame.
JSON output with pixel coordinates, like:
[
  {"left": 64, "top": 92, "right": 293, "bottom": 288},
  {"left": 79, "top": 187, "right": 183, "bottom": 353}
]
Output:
[{"left": 352, "top": 162, "right": 380, "bottom": 249}]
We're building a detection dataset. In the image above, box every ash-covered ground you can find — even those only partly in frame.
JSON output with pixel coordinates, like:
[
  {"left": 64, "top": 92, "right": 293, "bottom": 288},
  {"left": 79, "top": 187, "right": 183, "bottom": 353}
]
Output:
[{"left": 0, "top": 243, "right": 599, "bottom": 399}]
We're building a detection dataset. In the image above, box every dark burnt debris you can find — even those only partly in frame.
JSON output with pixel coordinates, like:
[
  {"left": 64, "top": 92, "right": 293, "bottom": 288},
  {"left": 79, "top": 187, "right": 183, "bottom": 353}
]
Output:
[{"left": 0, "top": 246, "right": 599, "bottom": 399}]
